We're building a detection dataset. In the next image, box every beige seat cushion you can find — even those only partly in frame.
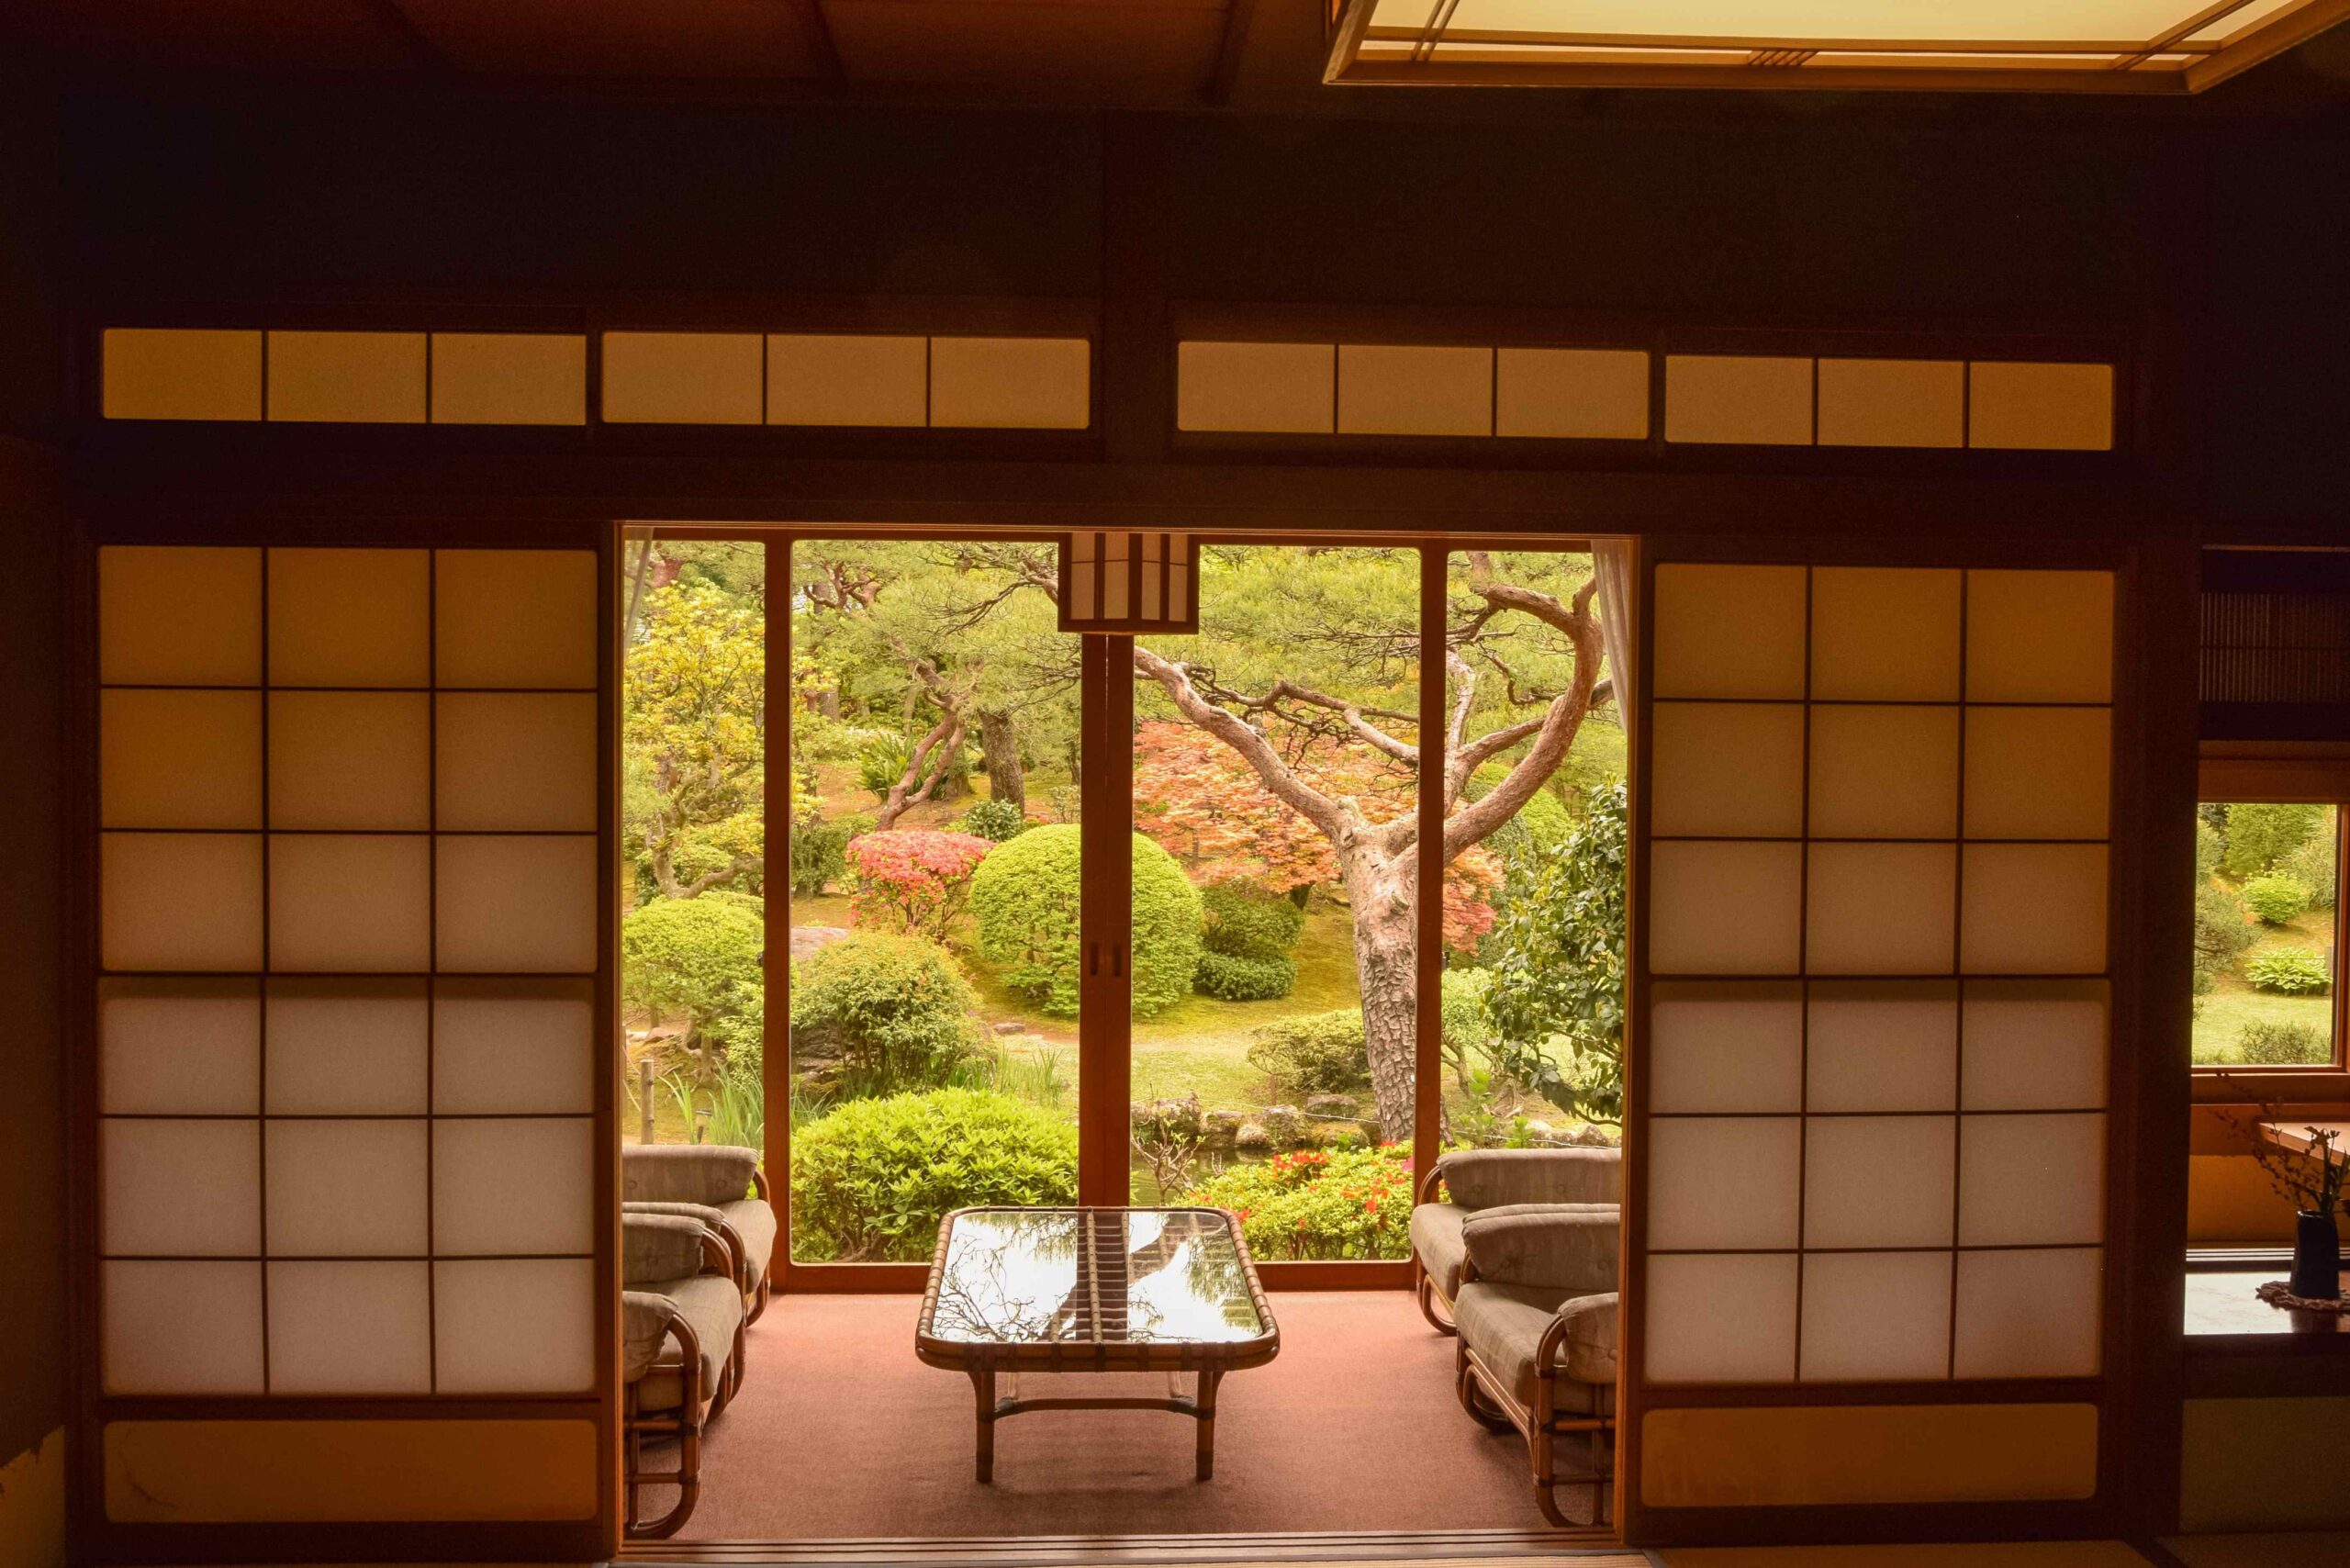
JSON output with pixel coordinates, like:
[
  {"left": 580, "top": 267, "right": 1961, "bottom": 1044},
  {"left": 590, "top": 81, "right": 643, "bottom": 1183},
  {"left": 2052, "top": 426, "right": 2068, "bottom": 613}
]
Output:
[
  {"left": 719, "top": 1196, "right": 778, "bottom": 1291},
  {"left": 1455, "top": 1282, "right": 1618, "bottom": 1414},
  {"left": 633, "top": 1272, "right": 744, "bottom": 1414}
]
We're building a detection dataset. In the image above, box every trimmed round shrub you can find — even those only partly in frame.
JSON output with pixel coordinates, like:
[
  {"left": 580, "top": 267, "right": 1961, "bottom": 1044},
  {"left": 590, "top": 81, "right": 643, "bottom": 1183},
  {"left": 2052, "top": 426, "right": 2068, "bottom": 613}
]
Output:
[
  {"left": 1246, "top": 1009, "right": 1369, "bottom": 1094},
  {"left": 2238, "top": 1019, "right": 2329, "bottom": 1065},
  {"left": 970, "top": 825, "right": 1201, "bottom": 1018},
  {"left": 959, "top": 798, "right": 1029, "bottom": 843},
  {"left": 1193, "top": 950, "right": 1297, "bottom": 1002},
  {"left": 2246, "top": 946, "right": 2332, "bottom": 996},
  {"left": 789, "top": 931, "right": 980, "bottom": 1094},
  {"left": 790, "top": 1088, "right": 1077, "bottom": 1261},
  {"left": 621, "top": 894, "right": 764, "bottom": 1062},
  {"left": 2243, "top": 874, "right": 2313, "bottom": 925},
  {"left": 1200, "top": 880, "right": 1305, "bottom": 960}
]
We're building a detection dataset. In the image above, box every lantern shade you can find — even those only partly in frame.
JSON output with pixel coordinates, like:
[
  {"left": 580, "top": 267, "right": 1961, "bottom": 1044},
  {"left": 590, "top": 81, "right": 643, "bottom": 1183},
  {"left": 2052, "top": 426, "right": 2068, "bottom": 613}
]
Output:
[{"left": 1326, "top": 0, "right": 2340, "bottom": 92}]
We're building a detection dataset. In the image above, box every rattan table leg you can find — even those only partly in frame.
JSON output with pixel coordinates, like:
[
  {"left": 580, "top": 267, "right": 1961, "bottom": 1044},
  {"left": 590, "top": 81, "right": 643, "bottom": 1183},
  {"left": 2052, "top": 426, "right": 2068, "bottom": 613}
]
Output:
[
  {"left": 970, "top": 1367, "right": 997, "bottom": 1483},
  {"left": 1194, "top": 1367, "right": 1224, "bottom": 1481}
]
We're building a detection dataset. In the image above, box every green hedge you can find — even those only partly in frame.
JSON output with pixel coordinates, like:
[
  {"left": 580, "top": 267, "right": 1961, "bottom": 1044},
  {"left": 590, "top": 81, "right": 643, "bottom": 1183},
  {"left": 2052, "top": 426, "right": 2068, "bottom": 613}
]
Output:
[
  {"left": 1194, "top": 950, "right": 1298, "bottom": 1002},
  {"left": 970, "top": 825, "right": 1201, "bottom": 1017},
  {"left": 1200, "top": 881, "right": 1305, "bottom": 960},
  {"left": 790, "top": 1088, "right": 1078, "bottom": 1261}
]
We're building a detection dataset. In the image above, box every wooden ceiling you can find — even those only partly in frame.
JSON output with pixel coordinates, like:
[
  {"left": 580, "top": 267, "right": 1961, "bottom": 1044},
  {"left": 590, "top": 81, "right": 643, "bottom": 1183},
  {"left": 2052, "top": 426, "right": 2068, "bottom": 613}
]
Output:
[
  {"left": 8, "top": 0, "right": 1262, "bottom": 103},
  {"left": 13, "top": 0, "right": 2350, "bottom": 110}
]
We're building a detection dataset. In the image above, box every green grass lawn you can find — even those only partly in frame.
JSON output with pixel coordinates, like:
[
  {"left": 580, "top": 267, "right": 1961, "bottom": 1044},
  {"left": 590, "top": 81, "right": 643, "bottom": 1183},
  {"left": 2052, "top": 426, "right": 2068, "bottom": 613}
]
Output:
[
  {"left": 2193, "top": 901, "right": 2336, "bottom": 1065},
  {"left": 787, "top": 887, "right": 1365, "bottom": 1115}
]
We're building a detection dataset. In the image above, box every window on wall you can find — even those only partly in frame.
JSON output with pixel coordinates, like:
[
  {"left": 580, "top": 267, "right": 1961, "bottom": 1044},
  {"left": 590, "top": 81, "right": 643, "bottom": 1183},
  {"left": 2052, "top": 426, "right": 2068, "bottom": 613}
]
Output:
[{"left": 2191, "top": 798, "right": 2344, "bottom": 1070}]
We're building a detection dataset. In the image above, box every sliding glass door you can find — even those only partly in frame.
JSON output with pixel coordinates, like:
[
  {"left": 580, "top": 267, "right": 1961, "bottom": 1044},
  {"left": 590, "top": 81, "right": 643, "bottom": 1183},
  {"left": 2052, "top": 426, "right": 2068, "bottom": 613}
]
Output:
[
  {"left": 619, "top": 532, "right": 1621, "bottom": 1282},
  {"left": 781, "top": 539, "right": 1085, "bottom": 1265}
]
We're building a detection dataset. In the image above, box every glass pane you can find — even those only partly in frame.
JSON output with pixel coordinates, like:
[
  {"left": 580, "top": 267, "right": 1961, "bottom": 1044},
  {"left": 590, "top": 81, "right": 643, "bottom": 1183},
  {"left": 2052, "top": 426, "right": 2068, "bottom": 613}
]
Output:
[
  {"left": 622, "top": 542, "right": 770, "bottom": 1158},
  {"left": 782, "top": 541, "right": 1081, "bottom": 1261},
  {"left": 1127, "top": 545, "right": 1419, "bottom": 1260},
  {"left": 2190, "top": 802, "right": 2337, "bottom": 1066},
  {"left": 1438, "top": 549, "right": 1626, "bottom": 1170}
]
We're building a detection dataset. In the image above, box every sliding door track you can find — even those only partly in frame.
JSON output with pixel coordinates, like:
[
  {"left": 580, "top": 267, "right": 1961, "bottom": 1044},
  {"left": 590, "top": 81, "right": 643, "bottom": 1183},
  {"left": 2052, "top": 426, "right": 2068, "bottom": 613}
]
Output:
[{"left": 620, "top": 1525, "right": 1634, "bottom": 1565}]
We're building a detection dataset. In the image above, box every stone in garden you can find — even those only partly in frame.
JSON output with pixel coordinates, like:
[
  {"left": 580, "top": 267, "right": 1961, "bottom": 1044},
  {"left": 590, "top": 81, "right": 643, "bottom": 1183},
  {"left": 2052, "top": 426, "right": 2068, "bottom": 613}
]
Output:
[
  {"left": 991, "top": 1020, "right": 1026, "bottom": 1035},
  {"left": 789, "top": 925, "right": 852, "bottom": 962},
  {"left": 1260, "top": 1105, "right": 1304, "bottom": 1147},
  {"left": 1303, "top": 1092, "right": 1352, "bottom": 1116},
  {"left": 1235, "top": 1122, "right": 1271, "bottom": 1151}
]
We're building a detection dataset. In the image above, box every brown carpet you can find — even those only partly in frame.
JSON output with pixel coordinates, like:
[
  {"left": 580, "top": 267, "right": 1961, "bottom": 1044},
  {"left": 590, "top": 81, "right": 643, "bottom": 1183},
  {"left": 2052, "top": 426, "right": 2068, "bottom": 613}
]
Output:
[{"left": 663, "top": 1291, "right": 1606, "bottom": 1540}]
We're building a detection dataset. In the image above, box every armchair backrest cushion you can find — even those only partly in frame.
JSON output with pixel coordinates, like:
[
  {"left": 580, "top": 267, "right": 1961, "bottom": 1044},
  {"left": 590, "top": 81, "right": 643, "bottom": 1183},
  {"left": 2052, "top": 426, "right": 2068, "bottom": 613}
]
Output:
[
  {"left": 624, "top": 1212, "right": 712, "bottom": 1288},
  {"left": 1462, "top": 1206, "right": 1619, "bottom": 1294},
  {"left": 622, "top": 1143, "right": 760, "bottom": 1206},
  {"left": 1439, "top": 1146, "right": 1621, "bottom": 1210}
]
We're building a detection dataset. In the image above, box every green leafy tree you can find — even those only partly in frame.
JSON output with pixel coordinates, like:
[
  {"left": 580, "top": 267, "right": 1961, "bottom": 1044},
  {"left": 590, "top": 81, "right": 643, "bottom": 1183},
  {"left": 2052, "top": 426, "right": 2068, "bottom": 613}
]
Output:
[
  {"left": 1127, "top": 548, "right": 1609, "bottom": 1143},
  {"left": 2195, "top": 879, "right": 2256, "bottom": 972},
  {"left": 2222, "top": 801, "right": 2324, "bottom": 879},
  {"left": 1475, "top": 781, "right": 1628, "bottom": 1125},
  {"left": 621, "top": 895, "right": 765, "bottom": 1080},
  {"left": 625, "top": 575, "right": 767, "bottom": 898}
]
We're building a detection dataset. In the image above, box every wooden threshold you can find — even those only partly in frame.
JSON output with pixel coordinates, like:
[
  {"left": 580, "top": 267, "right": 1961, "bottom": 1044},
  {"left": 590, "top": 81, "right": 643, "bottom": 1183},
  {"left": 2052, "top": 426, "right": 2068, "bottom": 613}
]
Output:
[{"left": 619, "top": 1526, "right": 1631, "bottom": 1564}]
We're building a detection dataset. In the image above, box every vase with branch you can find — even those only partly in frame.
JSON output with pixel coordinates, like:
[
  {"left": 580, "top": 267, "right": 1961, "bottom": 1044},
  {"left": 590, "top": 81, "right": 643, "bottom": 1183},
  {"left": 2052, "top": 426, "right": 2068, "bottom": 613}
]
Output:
[{"left": 2222, "top": 1099, "right": 2347, "bottom": 1300}]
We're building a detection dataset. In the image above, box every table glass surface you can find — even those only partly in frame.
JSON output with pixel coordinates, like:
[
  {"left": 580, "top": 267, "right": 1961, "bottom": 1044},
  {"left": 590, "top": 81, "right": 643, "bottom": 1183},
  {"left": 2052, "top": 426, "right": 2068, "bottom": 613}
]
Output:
[{"left": 923, "top": 1208, "right": 1268, "bottom": 1347}]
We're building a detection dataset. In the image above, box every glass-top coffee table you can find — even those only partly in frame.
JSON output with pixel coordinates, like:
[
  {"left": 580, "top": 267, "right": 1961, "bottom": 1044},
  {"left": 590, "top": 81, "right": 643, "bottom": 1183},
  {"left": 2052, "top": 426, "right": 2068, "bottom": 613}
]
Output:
[{"left": 915, "top": 1206, "right": 1280, "bottom": 1482}]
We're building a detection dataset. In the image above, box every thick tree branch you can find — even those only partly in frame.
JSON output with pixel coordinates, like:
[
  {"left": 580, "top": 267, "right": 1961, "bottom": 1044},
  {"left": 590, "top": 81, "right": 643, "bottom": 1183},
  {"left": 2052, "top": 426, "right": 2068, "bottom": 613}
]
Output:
[{"left": 1130, "top": 644, "right": 1355, "bottom": 844}]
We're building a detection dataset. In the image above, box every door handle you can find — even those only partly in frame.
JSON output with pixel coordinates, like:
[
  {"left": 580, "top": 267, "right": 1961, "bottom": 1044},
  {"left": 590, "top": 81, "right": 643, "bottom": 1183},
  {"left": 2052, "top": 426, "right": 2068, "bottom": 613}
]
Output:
[
  {"left": 1088, "top": 942, "right": 1101, "bottom": 978},
  {"left": 1112, "top": 944, "right": 1126, "bottom": 979}
]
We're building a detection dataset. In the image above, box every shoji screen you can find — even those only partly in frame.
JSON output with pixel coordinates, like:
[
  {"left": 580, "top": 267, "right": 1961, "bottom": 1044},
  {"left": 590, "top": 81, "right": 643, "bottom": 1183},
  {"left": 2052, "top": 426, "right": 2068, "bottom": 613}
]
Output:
[
  {"left": 86, "top": 543, "right": 610, "bottom": 1551},
  {"left": 1631, "top": 561, "right": 2117, "bottom": 1524}
]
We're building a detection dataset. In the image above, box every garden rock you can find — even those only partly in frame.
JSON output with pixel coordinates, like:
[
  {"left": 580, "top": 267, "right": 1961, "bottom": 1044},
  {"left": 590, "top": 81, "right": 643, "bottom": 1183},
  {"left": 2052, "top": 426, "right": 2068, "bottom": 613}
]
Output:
[
  {"left": 1303, "top": 1092, "right": 1354, "bottom": 1117},
  {"left": 1235, "top": 1122, "right": 1271, "bottom": 1152},
  {"left": 1260, "top": 1104, "right": 1305, "bottom": 1148},
  {"left": 789, "top": 925, "right": 852, "bottom": 962}
]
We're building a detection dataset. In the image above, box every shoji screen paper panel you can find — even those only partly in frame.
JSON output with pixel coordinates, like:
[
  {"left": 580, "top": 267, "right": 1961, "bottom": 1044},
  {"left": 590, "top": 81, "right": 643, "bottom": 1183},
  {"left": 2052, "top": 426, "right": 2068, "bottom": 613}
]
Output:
[
  {"left": 1635, "top": 562, "right": 2114, "bottom": 1514},
  {"left": 90, "top": 544, "right": 607, "bottom": 1539}
]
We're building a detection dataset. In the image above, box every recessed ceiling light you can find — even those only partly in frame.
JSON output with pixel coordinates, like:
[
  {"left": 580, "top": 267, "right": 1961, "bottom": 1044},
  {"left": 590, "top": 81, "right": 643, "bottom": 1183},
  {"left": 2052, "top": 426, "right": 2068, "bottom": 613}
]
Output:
[{"left": 1323, "top": 0, "right": 2344, "bottom": 92}]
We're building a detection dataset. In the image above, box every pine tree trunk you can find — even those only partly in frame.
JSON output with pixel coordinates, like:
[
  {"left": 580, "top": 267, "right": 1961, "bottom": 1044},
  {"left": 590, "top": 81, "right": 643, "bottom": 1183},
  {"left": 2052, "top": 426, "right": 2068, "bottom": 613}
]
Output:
[
  {"left": 1344, "top": 849, "right": 1419, "bottom": 1146},
  {"left": 979, "top": 710, "right": 1024, "bottom": 811}
]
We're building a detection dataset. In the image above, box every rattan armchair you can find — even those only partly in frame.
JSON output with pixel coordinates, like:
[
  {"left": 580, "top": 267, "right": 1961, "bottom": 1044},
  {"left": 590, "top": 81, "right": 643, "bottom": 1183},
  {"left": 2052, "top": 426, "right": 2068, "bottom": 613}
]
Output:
[
  {"left": 622, "top": 1143, "right": 776, "bottom": 1324},
  {"left": 1451, "top": 1205, "right": 1618, "bottom": 1527},
  {"left": 1408, "top": 1146, "right": 1621, "bottom": 1333},
  {"left": 622, "top": 1212, "right": 746, "bottom": 1540}
]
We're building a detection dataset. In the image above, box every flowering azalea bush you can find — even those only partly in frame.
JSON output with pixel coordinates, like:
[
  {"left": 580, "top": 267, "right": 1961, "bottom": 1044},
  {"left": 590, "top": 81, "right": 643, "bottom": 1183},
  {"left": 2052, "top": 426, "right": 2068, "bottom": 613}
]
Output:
[
  {"left": 843, "top": 829, "right": 993, "bottom": 940},
  {"left": 1181, "top": 1144, "right": 1413, "bottom": 1260}
]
